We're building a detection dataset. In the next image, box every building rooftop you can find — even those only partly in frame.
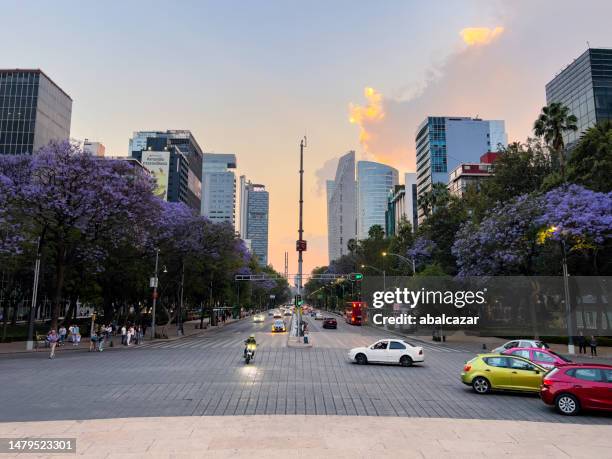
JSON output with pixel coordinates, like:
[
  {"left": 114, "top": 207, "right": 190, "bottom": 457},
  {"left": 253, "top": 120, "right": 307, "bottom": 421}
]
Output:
[{"left": 0, "top": 68, "right": 72, "bottom": 101}]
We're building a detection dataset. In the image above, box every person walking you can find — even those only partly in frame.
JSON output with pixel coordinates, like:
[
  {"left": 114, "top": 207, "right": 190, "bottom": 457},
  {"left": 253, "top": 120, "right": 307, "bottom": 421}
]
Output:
[
  {"left": 47, "top": 329, "right": 59, "bottom": 359},
  {"left": 89, "top": 329, "right": 98, "bottom": 352},
  {"left": 127, "top": 325, "right": 134, "bottom": 346},
  {"left": 577, "top": 333, "right": 587, "bottom": 354},
  {"left": 58, "top": 326, "right": 67, "bottom": 346},
  {"left": 73, "top": 324, "right": 81, "bottom": 346},
  {"left": 590, "top": 336, "right": 598, "bottom": 357},
  {"left": 121, "top": 325, "right": 127, "bottom": 345}
]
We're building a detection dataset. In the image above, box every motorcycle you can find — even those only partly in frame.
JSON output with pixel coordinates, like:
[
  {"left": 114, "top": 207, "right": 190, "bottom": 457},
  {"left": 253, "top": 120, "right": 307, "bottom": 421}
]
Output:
[{"left": 244, "top": 342, "right": 256, "bottom": 364}]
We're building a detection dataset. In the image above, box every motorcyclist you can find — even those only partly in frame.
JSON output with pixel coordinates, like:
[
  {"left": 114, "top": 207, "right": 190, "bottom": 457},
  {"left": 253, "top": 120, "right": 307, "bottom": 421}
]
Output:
[{"left": 244, "top": 334, "right": 257, "bottom": 357}]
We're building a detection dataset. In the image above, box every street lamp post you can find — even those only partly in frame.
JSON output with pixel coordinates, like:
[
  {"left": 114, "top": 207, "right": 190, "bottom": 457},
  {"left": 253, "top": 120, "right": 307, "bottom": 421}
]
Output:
[
  {"left": 382, "top": 251, "right": 416, "bottom": 276},
  {"left": 561, "top": 239, "right": 575, "bottom": 355},
  {"left": 361, "top": 264, "right": 385, "bottom": 291},
  {"left": 150, "top": 248, "right": 160, "bottom": 340}
]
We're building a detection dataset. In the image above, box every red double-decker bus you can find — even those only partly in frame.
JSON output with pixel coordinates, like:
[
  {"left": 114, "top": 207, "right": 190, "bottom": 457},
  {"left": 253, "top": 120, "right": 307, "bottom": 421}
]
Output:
[{"left": 345, "top": 301, "right": 367, "bottom": 325}]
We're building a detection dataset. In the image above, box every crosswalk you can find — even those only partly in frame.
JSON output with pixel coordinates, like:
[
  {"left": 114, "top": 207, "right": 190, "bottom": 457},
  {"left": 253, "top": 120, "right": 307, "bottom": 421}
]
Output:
[{"left": 137, "top": 332, "right": 468, "bottom": 353}]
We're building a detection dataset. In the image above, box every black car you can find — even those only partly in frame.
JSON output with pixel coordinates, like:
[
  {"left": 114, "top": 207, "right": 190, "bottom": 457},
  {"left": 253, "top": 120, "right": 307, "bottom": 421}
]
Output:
[{"left": 322, "top": 317, "right": 337, "bottom": 329}]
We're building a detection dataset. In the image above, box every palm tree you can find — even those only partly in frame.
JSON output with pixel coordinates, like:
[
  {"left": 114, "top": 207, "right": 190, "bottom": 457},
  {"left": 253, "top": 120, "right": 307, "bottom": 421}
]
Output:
[
  {"left": 533, "top": 102, "right": 578, "bottom": 176},
  {"left": 418, "top": 182, "right": 449, "bottom": 217}
]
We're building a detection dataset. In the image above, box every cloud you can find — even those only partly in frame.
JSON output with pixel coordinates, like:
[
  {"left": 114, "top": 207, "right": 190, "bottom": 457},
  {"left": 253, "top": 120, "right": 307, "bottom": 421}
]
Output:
[
  {"left": 460, "top": 27, "right": 505, "bottom": 46},
  {"left": 314, "top": 155, "right": 339, "bottom": 196}
]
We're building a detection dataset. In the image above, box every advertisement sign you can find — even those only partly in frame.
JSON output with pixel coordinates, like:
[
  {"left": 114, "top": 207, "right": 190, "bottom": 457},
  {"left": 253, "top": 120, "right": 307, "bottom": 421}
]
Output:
[
  {"left": 141, "top": 151, "right": 170, "bottom": 200},
  {"left": 187, "top": 168, "right": 202, "bottom": 200}
]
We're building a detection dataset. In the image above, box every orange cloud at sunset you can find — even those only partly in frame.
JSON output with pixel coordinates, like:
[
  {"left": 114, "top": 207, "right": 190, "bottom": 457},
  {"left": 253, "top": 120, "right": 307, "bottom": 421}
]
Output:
[{"left": 460, "top": 27, "right": 504, "bottom": 46}]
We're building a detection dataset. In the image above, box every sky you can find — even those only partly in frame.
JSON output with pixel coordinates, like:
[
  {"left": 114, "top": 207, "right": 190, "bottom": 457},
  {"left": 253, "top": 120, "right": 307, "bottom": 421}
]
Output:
[{"left": 3, "top": 0, "right": 612, "bottom": 275}]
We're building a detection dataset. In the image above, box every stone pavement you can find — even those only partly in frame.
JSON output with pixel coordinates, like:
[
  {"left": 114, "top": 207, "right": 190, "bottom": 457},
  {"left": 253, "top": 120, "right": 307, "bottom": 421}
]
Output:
[{"left": 0, "top": 415, "right": 610, "bottom": 458}]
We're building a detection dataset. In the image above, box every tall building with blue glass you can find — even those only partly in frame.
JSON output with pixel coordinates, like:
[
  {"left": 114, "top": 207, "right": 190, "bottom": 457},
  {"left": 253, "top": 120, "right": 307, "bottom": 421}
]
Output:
[
  {"left": 357, "top": 161, "right": 398, "bottom": 240},
  {"left": 546, "top": 48, "right": 612, "bottom": 148},
  {"left": 415, "top": 116, "right": 506, "bottom": 221},
  {"left": 239, "top": 176, "right": 269, "bottom": 266}
]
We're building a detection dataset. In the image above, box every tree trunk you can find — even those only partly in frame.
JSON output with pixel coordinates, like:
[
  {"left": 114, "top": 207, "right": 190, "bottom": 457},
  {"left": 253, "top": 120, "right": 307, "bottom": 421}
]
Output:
[
  {"left": 63, "top": 297, "right": 76, "bottom": 326},
  {"left": 51, "top": 243, "right": 67, "bottom": 331}
]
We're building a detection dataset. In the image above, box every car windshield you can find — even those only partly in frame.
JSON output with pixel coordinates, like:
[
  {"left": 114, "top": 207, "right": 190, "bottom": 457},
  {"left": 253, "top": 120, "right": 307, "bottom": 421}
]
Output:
[
  {"left": 274, "top": 320, "right": 283, "bottom": 326},
  {"left": 549, "top": 350, "right": 571, "bottom": 362}
]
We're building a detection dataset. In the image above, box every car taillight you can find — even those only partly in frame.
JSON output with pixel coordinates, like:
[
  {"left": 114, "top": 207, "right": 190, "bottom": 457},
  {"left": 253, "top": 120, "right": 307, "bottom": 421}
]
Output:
[
  {"left": 542, "top": 378, "right": 551, "bottom": 386},
  {"left": 463, "top": 364, "right": 471, "bottom": 372},
  {"left": 351, "top": 317, "right": 355, "bottom": 322}
]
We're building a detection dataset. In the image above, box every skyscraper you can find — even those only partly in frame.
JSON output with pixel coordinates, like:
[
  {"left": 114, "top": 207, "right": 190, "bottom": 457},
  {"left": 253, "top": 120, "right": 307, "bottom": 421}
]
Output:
[
  {"left": 239, "top": 176, "right": 269, "bottom": 266},
  {"left": 201, "top": 153, "right": 237, "bottom": 227},
  {"left": 546, "top": 48, "right": 612, "bottom": 147},
  {"left": 326, "top": 151, "right": 357, "bottom": 263},
  {"left": 129, "top": 130, "right": 203, "bottom": 211},
  {"left": 0, "top": 69, "right": 72, "bottom": 155},
  {"left": 357, "top": 161, "right": 399, "bottom": 239},
  {"left": 415, "top": 116, "right": 506, "bottom": 221}
]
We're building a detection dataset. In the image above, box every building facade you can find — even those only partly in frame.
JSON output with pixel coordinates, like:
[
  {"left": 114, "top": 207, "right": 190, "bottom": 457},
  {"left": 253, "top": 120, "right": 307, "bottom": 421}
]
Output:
[
  {"left": 357, "top": 161, "right": 399, "bottom": 239},
  {"left": 129, "top": 130, "right": 203, "bottom": 211},
  {"left": 239, "top": 176, "right": 269, "bottom": 266},
  {"left": 447, "top": 152, "right": 500, "bottom": 197},
  {"left": 546, "top": 48, "right": 612, "bottom": 147},
  {"left": 83, "top": 139, "right": 106, "bottom": 156},
  {"left": 385, "top": 172, "right": 418, "bottom": 237},
  {"left": 201, "top": 153, "right": 237, "bottom": 227},
  {"left": 326, "top": 151, "right": 357, "bottom": 263},
  {"left": 415, "top": 116, "right": 506, "bottom": 221},
  {"left": 0, "top": 69, "right": 72, "bottom": 155}
]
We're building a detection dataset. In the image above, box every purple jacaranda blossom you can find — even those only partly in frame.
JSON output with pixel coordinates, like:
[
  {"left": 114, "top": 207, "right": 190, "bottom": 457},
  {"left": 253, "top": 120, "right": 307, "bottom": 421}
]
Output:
[
  {"left": 536, "top": 184, "right": 612, "bottom": 246},
  {"left": 407, "top": 237, "right": 437, "bottom": 268}
]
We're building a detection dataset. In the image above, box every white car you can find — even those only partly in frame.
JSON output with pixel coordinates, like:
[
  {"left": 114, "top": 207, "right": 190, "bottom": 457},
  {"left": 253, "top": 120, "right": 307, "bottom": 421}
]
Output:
[
  {"left": 315, "top": 312, "right": 323, "bottom": 320},
  {"left": 348, "top": 339, "right": 424, "bottom": 367},
  {"left": 273, "top": 311, "right": 282, "bottom": 319},
  {"left": 491, "top": 339, "right": 549, "bottom": 354},
  {"left": 253, "top": 314, "right": 265, "bottom": 323}
]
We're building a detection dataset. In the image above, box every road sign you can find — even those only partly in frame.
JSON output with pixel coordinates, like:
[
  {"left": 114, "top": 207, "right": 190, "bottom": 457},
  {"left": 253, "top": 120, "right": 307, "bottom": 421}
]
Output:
[
  {"left": 149, "top": 277, "right": 158, "bottom": 288},
  {"left": 296, "top": 240, "right": 307, "bottom": 251}
]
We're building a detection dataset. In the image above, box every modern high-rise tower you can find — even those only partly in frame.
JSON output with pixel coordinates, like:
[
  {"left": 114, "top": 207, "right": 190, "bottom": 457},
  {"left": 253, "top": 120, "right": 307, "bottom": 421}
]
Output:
[
  {"left": 201, "top": 153, "right": 237, "bottom": 227},
  {"left": 0, "top": 69, "right": 72, "bottom": 155},
  {"left": 546, "top": 48, "right": 612, "bottom": 148},
  {"left": 415, "top": 116, "right": 506, "bottom": 221},
  {"left": 357, "top": 160, "right": 399, "bottom": 240},
  {"left": 239, "top": 176, "right": 269, "bottom": 266},
  {"left": 326, "top": 151, "right": 357, "bottom": 263}
]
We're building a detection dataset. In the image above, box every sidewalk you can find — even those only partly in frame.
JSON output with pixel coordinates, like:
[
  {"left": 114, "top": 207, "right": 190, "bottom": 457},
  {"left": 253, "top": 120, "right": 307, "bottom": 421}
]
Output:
[
  {"left": 0, "top": 316, "right": 245, "bottom": 356},
  {"left": 0, "top": 415, "right": 610, "bottom": 458}
]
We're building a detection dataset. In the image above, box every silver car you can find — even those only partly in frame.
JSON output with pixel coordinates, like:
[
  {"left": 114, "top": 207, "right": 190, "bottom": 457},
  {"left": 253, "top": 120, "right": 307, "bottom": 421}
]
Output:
[{"left": 491, "top": 339, "right": 549, "bottom": 354}]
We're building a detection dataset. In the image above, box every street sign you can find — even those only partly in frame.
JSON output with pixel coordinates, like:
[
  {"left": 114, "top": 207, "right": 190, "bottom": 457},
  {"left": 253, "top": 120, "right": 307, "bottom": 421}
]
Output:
[
  {"left": 149, "top": 277, "right": 158, "bottom": 288},
  {"left": 296, "top": 240, "right": 307, "bottom": 251}
]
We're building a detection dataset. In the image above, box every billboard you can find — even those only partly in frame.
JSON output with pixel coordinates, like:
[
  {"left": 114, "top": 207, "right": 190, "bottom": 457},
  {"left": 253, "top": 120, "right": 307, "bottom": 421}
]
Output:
[{"left": 141, "top": 151, "right": 170, "bottom": 200}]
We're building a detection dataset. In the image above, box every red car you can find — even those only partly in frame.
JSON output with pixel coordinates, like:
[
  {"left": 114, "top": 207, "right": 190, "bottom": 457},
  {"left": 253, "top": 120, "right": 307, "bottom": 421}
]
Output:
[
  {"left": 540, "top": 363, "right": 612, "bottom": 415},
  {"left": 502, "top": 347, "right": 571, "bottom": 369},
  {"left": 322, "top": 317, "right": 337, "bottom": 329}
]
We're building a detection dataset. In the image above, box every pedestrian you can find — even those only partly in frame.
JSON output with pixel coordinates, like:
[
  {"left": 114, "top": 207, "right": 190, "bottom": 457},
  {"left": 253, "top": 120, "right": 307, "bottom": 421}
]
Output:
[
  {"left": 577, "top": 333, "right": 587, "bottom": 354},
  {"left": 590, "top": 336, "right": 598, "bottom": 357},
  {"left": 72, "top": 324, "right": 81, "bottom": 346},
  {"left": 136, "top": 325, "right": 143, "bottom": 345},
  {"left": 127, "top": 325, "right": 134, "bottom": 346},
  {"left": 58, "top": 325, "right": 67, "bottom": 346},
  {"left": 89, "top": 329, "right": 98, "bottom": 352},
  {"left": 47, "top": 329, "right": 59, "bottom": 359},
  {"left": 121, "top": 325, "right": 127, "bottom": 345}
]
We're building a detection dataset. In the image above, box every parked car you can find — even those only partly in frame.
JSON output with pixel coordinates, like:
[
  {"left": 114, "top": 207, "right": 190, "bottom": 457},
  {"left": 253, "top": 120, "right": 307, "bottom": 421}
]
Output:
[
  {"left": 502, "top": 347, "right": 571, "bottom": 369},
  {"left": 322, "top": 317, "right": 337, "bottom": 329},
  {"left": 540, "top": 363, "right": 612, "bottom": 415},
  {"left": 348, "top": 339, "right": 424, "bottom": 367},
  {"left": 491, "top": 339, "right": 549, "bottom": 354},
  {"left": 461, "top": 354, "right": 546, "bottom": 394},
  {"left": 271, "top": 319, "right": 286, "bottom": 333}
]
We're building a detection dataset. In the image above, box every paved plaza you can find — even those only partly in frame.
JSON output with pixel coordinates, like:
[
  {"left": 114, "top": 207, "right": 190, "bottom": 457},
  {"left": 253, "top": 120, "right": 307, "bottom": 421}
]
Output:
[{"left": 1, "top": 315, "right": 610, "bottom": 425}]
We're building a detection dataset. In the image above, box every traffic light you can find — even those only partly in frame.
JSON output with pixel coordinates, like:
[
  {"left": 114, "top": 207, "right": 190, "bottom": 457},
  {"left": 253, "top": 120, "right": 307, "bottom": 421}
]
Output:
[
  {"left": 349, "top": 273, "right": 363, "bottom": 281},
  {"left": 294, "top": 294, "right": 303, "bottom": 306}
]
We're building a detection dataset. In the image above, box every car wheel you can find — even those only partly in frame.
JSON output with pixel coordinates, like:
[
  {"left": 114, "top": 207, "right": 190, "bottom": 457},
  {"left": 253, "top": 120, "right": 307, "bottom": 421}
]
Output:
[
  {"left": 472, "top": 376, "right": 490, "bottom": 394},
  {"left": 400, "top": 355, "right": 413, "bottom": 367},
  {"left": 355, "top": 353, "right": 368, "bottom": 365},
  {"left": 555, "top": 393, "right": 580, "bottom": 416}
]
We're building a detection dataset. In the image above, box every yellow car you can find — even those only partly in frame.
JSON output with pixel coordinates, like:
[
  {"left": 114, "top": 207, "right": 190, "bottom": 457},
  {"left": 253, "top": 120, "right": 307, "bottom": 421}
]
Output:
[
  {"left": 272, "top": 319, "right": 286, "bottom": 333},
  {"left": 461, "top": 353, "right": 547, "bottom": 394}
]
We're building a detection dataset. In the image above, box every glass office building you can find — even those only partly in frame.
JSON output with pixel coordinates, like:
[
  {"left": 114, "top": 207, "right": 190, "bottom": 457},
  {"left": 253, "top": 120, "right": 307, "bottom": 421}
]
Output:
[
  {"left": 546, "top": 48, "right": 612, "bottom": 147},
  {"left": 239, "top": 176, "right": 269, "bottom": 266},
  {"left": 415, "top": 116, "right": 506, "bottom": 221},
  {"left": 201, "top": 153, "right": 237, "bottom": 227},
  {"left": 0, "top": 69, "right": 72, "bottom": 155},
  {"left": 130, "top": 130, "right": 203, "bottom": 211},
  {"left": 357, "top": 161, "right": 398, "bottom": 240}
]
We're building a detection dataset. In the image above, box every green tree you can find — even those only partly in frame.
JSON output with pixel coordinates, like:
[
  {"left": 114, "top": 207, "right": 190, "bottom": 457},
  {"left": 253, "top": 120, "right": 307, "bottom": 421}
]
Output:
[
  {"left": 533, "top": 102, "right": 578, "bottom": 176},
  {"left": 418, "top": 182, "right": 450, "bottom": 217},
  {"left": 567, "top": 120, "right": 612, "bottom": 192}
]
